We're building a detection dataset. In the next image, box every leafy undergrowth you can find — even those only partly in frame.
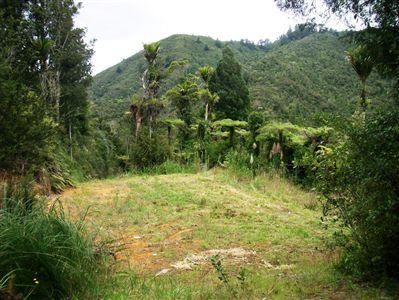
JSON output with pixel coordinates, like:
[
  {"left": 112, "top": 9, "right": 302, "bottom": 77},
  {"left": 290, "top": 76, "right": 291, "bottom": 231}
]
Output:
[{"left": 61, "top": 169, "right": 394, "bottom": 299}]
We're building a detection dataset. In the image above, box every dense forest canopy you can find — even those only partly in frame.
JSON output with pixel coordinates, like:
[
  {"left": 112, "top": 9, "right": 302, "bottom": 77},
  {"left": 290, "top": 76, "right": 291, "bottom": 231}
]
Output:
[{"left": 89, "top": 29, "right": 392, "bottom": 126}]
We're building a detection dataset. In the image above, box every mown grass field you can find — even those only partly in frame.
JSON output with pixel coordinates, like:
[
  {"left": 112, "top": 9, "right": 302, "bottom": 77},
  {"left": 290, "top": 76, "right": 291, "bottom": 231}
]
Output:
[{"left": 61, "top": 169, "right": 391, "bottom": 299}]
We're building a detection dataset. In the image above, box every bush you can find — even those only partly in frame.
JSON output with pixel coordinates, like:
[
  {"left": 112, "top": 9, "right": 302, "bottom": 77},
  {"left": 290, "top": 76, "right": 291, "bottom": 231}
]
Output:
[
  {"left": 256, "top": 122, "right": 335, "bottom": 183},
  {"left": 206, "top": 139, "right": 230, "bottom": 168},
  {"left": 319, "top": 109, "right": 399, "bottom": 279},
  {"left": 0, "top": 185, "right": 103, "bottom": 299},
  {"left": 224, "top": 149, "right": 252, "bottom": 174},
  {"left": 129, "top": 131, "right": 168, "bottom": 170}
]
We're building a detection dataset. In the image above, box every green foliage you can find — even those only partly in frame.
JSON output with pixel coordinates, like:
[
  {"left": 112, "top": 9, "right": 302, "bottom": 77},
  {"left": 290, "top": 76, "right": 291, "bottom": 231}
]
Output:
[
  {"left": 164, "top": 75, "right": 199, "bottom": 144},
  {"left": 202, "top": 140, "right": 227, "bottom": 168},
  {"left": 347, "top": 46, "right": 374, "bottom": 84},
  {"left": 248, "top": 111, "right": 265, "bottom": 135},
  {"left": 318, "top": 109, "right": 399, "bottom": 279},
  {"left": 212, "top": 119, "right": 248, "bottom": 129},
  {"left": 90, "top": 33, "right": 392, "bottom": 126},
  {"left": 128, "top": 131, "right": 168, "bottom": 169},
  {"left": 210, "top": 47, "right": 250, "bottom": 120},
  {"left": 277, "top": 23, "right": 331, "bottom": 46},
  {"left": 212, "top": 119, "right": 248, "bottom": 147},
  {"left": 0, "top": 188, "right": 102, "bottom": 299},
  {"left": 224, "top": 149, "right": 253, "bottom": 174},
  {"left": 256, "top": 122, "right": 335, "bottom": 181},
  {"left": 0, "top": 60, "right": 56, "bottom": 173},
  {"left": 143, "top": 42, "right": 161, "bottom": 64},
  {"left": 210, "top": 255, "right": 229, "bottom": 284},
  {"left": 60, "top": 125, "right": 118, "bottom": 181},
  {"left": 347, "top": 45, "right": 375, "bottom": 110},
  {"left": 0, "top": 0, "right": 98, "bottom": 185}
]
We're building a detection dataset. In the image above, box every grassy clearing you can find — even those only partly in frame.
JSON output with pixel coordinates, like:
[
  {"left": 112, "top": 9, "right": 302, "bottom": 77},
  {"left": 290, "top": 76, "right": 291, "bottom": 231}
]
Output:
[{"left": 61, "top": 169, "right": 394, "bottom": 299}]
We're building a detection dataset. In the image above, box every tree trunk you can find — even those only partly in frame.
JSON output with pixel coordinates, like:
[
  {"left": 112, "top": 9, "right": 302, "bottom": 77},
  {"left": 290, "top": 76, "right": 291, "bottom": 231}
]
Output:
[
  {"left": 167, "top": 126, "right": 172, "bottom": 145},
  {"left": 229, "top": 127, "right": 235, "bottom": 147},
  {"left": 69, "top": 119, "right": 73, "bottom": 160}
]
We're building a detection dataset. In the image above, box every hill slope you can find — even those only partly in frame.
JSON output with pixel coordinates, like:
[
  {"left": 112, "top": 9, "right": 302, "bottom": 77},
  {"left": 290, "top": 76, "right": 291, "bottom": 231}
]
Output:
[{"left": 90, "top": 33, "right": 389, "bottom": 123}]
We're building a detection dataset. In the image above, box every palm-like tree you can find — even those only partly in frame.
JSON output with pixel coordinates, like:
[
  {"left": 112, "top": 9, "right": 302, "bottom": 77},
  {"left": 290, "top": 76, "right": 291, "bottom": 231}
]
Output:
[
  {"left": 143, "top": 42, "right": 160, "bottom": 64},
  {"left": 164, "top": 75, "right": 199, "bottom": 146},
  {"left": 347, "top": 46, "right": 374, "bottom": 112},
  {"left": 198, "top": 65, "right": 219, "bottom": 121},
  {"left": 135, "top": 42, "right": 162, "bottom": 137}
]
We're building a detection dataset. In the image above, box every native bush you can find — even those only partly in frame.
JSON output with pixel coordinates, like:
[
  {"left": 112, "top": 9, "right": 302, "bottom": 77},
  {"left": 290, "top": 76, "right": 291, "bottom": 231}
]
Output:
[
  {"left": 224, "top": 149, "right": 253, "bottom": 175},
  {"left": 318, "top": 109, "right": 399, "bottom": 279},
  {"left": 256, "top": 122, "right": 335, "bottom": 182},
  {"left": 203, "top": 139, "right": 227, "bottom": 168},
  {"left": 129, "top": 131, "right": 169, "bottom": 169}
]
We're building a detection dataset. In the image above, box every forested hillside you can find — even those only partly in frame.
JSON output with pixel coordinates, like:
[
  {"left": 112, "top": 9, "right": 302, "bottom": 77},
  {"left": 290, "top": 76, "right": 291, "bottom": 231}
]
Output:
[
  {"left": 90, "top": 31, "right": 390, "bottom": 124},
  {"left": 1, "top": 0, "right": 399, "bottom": 298}
]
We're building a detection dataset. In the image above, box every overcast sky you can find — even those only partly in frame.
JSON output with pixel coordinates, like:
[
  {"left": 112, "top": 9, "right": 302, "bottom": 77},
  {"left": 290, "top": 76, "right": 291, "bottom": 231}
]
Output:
[{"left": 75, "top": 0, "right": 350, "bottom": 75}]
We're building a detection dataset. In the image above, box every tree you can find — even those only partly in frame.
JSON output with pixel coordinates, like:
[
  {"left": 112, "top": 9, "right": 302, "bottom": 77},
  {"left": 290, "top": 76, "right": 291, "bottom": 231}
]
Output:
[
  {"left": 210, "top": 47, "right": 250, "bottom": 120},
  {"left": 130, "top": 42, "right": 185, "bottom": 137},
  {"left": 0, "top": 0, "right": 93, "bottom": 173},
  {"left": 198, "top": 65, "right": 219, "bottom": 121},
  {"left": 319, "top": 110, "right": 399, "bottom": 278},
  {"left": 212, "top": 119, "right": 248, "bottom": 147},
  {"left": 164, "top": 75, "right": 199, "bottom": 145},
  {"left": 130, "top": 42, "right": 162, "bottom": 137},
  {"left": 0, "top": 58, "right": 55, "bottom": 172},
  {"left": 248, "top": 111, "right": 265, "bottom": 156},
  {"left": 0, "top": 0, "right": 92, "bottom": 131},
  {"left": 346, "top": 46, "right": 374, "bottom": 112}
]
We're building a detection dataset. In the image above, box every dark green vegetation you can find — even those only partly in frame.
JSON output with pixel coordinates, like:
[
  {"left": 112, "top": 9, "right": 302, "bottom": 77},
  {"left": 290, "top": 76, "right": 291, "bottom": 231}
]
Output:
[
  {"left": 0, "top": 1, "right": 111, "bottom": 298},
  {"left": 90, "top": 30, "right": 391, "bottom": 125},
  {"left": 1, "top": 0, "right": 399, "bottom": 298},
  {"left": 0, "top": 0, "right": 116, "bottom": 186},
  {"left": 210, "top": 47, "right": 250, "bottom": 120},
  {"left": 275, "top": 0, "right": 399, "bottom": 282},
  {"left": 319, "top": 110, "right": 399, "bottom": 278}
]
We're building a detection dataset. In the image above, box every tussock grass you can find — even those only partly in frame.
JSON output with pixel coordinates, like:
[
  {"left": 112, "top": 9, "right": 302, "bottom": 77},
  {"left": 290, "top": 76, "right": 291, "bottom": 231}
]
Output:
[{"left": 0, "top": 190, "right": 103, "bottom": 299}]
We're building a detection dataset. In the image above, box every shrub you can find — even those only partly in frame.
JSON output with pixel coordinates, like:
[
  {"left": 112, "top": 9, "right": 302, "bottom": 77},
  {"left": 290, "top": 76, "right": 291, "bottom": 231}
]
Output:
[
  {"left": 318, "top": 109, "right": 399, "bottom": 279},
  {"left": 206, "top": 139, "right": 230, "bottom": 168},
  {"left": 256, "top": 122, "right": 335, "bottom": 183},
  {"left": 0, "top": 186, "right": 103, "bottom": 299},
  {"left": 224, "top": 149, "right": 252, "bottom": 174},
  {"left": 129, "top": 131, "right": 168, "bottom": 170}
]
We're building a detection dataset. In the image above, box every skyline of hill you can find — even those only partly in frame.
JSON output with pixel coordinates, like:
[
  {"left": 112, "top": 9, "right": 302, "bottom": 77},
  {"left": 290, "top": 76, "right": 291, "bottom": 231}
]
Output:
[{"left": 89, "top": 31, "right": 391, "bottom": 124}]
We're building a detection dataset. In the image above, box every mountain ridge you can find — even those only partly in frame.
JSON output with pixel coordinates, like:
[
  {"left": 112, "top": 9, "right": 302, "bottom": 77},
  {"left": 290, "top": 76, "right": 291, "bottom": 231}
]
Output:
[{"left": 90, "top": 32, "right": 390, "bottom": 124}]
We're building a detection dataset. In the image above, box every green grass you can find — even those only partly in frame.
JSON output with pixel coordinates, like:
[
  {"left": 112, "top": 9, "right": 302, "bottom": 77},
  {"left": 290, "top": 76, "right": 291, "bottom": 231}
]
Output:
[
  {"left": 0, "top": 196, "right": 103, "bottom": 299},
  {"left": 62, "top": 168, "right": 397, "bottom": 299}
]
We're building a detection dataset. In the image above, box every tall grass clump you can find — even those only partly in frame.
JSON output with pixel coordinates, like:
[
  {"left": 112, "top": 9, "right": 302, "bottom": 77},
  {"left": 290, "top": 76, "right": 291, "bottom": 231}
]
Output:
[{"left": 0, "top": 183, "right": 103, "bottom": 299}]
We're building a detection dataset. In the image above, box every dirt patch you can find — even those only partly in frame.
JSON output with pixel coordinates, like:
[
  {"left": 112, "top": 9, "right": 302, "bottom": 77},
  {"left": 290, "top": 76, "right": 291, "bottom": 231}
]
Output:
[
  {"left": 172, "top": 247, "right": 256, "bottom": 270},
  {"left": 155, "top": 247, "right": 257, "bottom": 276},
  {"left": 112, "top": 227, "right": 201, "bottom": 273}
]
